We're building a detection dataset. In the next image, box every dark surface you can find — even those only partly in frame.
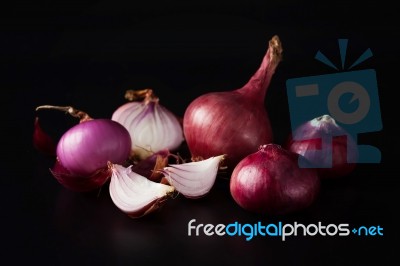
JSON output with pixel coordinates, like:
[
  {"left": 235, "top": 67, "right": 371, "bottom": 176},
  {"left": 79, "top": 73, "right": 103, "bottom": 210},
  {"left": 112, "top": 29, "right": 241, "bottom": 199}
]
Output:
[{"left": 2, "top": 1, "right": 398, "bottom": 265}]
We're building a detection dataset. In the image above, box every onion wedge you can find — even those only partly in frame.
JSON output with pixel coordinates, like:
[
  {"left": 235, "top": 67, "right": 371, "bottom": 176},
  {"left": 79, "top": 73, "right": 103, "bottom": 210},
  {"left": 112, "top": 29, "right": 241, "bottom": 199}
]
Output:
[
  {"left": 162, "top": 155, "right": 225, "bottom": 199},
  {"left": 109, "top": 163, "right": 175, "bottom": 218}
]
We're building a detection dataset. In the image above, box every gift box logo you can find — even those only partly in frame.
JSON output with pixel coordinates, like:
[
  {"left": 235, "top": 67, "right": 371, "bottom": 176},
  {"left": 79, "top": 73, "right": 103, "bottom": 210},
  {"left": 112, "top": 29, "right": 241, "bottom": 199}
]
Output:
[{"left": 286, "top": 39, "right": 382, "bottom": 167}]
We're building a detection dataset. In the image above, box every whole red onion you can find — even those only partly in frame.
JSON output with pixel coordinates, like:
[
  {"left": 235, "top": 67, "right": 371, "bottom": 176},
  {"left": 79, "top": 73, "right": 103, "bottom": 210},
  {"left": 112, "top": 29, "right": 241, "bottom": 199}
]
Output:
[
  {"left": 56, "top": 118, "right": 131, "bottom": 177},
  {"left": 183, "top": 35, "right": 282, "bottom": 170},
  {"left": 36, "top": 105, "right": 132, "bottom": 192},
  {"left": 230, "top": 144, "right": 320, "bottom": 215},
  {"left": 286, "top": 114, "right": 358, "bottom": 178}
]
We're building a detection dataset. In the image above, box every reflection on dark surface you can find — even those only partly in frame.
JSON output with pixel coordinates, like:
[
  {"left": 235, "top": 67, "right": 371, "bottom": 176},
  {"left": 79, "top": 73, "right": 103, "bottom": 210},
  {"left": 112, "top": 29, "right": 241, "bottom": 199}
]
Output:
[{"left": 12, "top": 151, "right": 389, "bottom": 265}]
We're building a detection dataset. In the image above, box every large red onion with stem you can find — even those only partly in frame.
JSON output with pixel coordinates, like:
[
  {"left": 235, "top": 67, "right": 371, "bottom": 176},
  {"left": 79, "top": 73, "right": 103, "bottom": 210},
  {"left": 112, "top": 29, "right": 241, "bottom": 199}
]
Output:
[
  {"left": 183, "top": 35, "right": 282, "bottom": 170},
  {"left": 36, "top": 105, "right": 132, "bottom": 192},
  {"left": 286, "top": 114, "right": 358, "bottom": 178},
  {"left": 230, "top": 144, "right": 320, "bottom": 215}
]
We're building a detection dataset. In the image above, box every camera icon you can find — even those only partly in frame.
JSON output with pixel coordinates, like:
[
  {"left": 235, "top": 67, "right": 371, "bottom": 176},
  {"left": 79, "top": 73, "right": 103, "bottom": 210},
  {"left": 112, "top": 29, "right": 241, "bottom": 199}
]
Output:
[{"left": 286, "top": 41, "right": 382, "bottom": 165}]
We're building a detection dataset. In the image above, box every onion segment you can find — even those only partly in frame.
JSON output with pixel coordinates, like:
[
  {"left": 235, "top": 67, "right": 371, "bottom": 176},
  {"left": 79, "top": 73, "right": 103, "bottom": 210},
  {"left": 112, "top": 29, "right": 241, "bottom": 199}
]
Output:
[
  {"left": 162, "top": 155, "right": 225, "bottom": 199},
  {"left": 109, "top": 164, "right": 175, "bottom": 218}
]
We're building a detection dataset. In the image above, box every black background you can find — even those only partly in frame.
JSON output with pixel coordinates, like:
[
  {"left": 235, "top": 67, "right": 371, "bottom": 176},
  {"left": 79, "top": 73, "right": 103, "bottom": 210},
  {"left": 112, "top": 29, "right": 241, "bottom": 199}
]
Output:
[{"left": 2, "top": 1, "right": 398, "bottom": 265}]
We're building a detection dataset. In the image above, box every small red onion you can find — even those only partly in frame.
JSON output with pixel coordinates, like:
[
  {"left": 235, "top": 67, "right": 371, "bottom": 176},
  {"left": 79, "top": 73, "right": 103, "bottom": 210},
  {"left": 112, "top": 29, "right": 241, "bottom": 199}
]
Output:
[
  {"left": 33, "top": 117, "right": 57, "bottom": 156},
  {"left": 56, "top": 118, "right": 131, "bottom": 177},
  {"left": 36, "top": 105, "right": 132, "bottom": 192},
  {"left": 230, "top": 144, "right": 320, "bottom": 215},
  {"left": 183, "top": 36, "right": 282, "bottom": 170},
  {"left": 286, "top": 114, "right": 358, "bottom": 178},
  {"left": 112, "top": 89, "right": 184, "bottom": 160}
]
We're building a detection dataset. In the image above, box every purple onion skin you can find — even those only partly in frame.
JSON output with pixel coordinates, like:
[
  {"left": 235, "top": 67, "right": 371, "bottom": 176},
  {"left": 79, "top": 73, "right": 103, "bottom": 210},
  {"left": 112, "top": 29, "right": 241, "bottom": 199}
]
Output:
[
  {"left": 51, "top": 160, "right": 112, "bottom": 192},
  {"left": 33, "top": 117, "right": 57, "bottom": 156},
  {"left": 131, "top": 149, "right": 170, "bottom": 182},
  {"left": 230, "top": 144, "right": 320, "bottom": 215},
  {"left": 183, "top": 91, "right": 273, "bottom": 170},
  {"left": 286, "top": 115, "right": 359, "bottom": 178},
  {"left": 56, "top": 119, "right": 132, "bottom": 177}
]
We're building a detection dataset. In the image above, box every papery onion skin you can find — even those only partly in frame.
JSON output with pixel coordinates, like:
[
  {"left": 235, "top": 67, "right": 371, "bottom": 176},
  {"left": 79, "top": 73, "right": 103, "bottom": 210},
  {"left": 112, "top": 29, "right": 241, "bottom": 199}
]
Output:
[
  {"left": 57, "top": 119, "right": 132, "bottom": 177},
  {"left": 112, "top": 89, "right": 184, "bottom": 160},
  {"left": 50, "top": 160, "right": 111, "bottom": 192},
  {"left": 183, "top": 36, "right": 282, "bottom": 170},
  {"left": 131, "top": 149, "right": 171, "bottom": 182},
  {"left": 230, "top": 144, "right": 320, "bottom": 215},
  {"left": 286, "top": 115, "right": 358, "bottom": 178},
  {"left": 33, "top": 117, "right": 57, "bottom": 156}
]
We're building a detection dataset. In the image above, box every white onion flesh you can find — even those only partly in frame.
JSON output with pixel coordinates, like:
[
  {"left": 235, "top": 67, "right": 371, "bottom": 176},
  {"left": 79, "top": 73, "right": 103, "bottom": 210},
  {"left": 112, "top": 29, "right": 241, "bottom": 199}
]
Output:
[
  {"left": 109, "top": 164, "right": 175, "bottom": 218},
  {"left": 112, "top": 100, "right": 184, "bottom": 160},
  {"left": 162, "top": 155, "right": 225, "bottom": 199}
]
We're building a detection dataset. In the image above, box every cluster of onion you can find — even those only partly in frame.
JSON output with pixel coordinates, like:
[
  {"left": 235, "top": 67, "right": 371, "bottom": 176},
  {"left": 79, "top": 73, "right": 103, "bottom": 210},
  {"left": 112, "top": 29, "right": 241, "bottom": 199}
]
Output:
[
  {"left": 228, "top": 117, "right": 358, "bottom": 216},
  {"left": 34, "top": 35, "right": 358, "bottom": 218},
  {"left": 182, "top": 35, "right": 358, "bottom": 215},
  {"left": 34, "top": 98, "right": 225, "bottom": 218}
]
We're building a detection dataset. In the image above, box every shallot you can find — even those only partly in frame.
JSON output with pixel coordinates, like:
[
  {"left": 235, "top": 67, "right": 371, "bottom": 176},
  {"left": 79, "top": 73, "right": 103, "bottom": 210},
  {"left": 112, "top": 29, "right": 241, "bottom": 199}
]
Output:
[
  {"left": 230, "top": 144, "right": 320, "bottom": 215},
  {"left": 36, "top": 105, "right": 131, "bottom": 192},
  {"left": 286, "top": 114, "right": 358, "bottom": 178},
  {"left": 33, "top": 117, "right": 57, "bottom": 156},
  {"left": 183, "top": 35, "right": 282, "bottom": 170}
]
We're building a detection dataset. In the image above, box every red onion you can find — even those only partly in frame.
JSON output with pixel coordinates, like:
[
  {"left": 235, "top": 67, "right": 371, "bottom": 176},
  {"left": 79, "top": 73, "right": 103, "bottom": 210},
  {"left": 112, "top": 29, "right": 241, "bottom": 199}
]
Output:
[
  {"left": 56, "top": 118, "right": 131, "bottom": 176},
  {"left": 112, "top": 89, "right": 184, "bottom": 160},
  {"left": 286, "top": 114, "right": 358, "bottom": 178},
  {"left": 33, "top": 117, "right": 57, "bottom": 156},
  {"left": 230, "top": 144, "right": 320, "bottom": 215},
  {"left": 36, "top": 105, "right": 132, "bottom": 192},
  {"left": 183, "top": 35, "right": 283, "bottom": 170}
]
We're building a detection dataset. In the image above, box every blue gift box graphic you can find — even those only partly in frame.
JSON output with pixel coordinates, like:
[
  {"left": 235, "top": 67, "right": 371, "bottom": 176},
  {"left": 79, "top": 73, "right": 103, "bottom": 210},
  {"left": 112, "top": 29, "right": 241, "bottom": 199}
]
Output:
[{"left": 286, "top": 39, "right": 382, "bottom": 167}]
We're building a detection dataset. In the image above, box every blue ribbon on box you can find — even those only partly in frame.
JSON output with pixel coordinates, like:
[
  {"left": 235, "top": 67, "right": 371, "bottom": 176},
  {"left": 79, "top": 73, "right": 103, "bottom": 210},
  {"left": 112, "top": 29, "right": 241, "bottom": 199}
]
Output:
[{"left": 286, "top": 39, "right": 382, "bottom": 164}]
